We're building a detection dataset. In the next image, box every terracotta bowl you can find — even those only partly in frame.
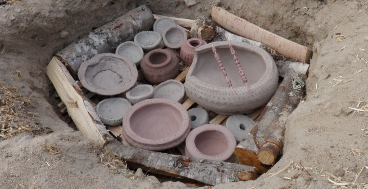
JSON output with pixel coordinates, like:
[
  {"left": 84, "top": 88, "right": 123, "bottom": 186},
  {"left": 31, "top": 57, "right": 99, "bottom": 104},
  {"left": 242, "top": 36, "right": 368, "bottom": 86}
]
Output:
[
  {"left": 96, "top": 97, "right": 132, "bottom": 126},
  {"left": 162, "top": 25, "right": 187, "bottom": 49},
  {"left": 115, "top": 41, "right": 144, "bottom": 65},
  {"left": 123, "top": 99, "right": 190, "bottom": 151},
  {"left": 134, "top": 31, "right": 162, "bottom": 51},
  {"left": 78, "top": 53, "right": 138, "bottom": 96},
  {"left": 185, "top": 124, "right": 236, "bottom": 161},
  {"left": 184, "top": 41, "right": 279, "bottom": 115}
]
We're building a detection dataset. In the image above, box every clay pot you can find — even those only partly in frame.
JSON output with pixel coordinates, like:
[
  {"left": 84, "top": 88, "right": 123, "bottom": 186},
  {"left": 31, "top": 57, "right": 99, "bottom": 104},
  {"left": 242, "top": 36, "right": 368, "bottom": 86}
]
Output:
[
  {"left": 78, "top": 53, "right": 138, "bottom": 96},
  {"left": 185, "top": 124, "right": 236, "bottom": 161},
  {"left": 162, "top": 25, "right": 187, "bottom": 49},
  {"left": 184, "top": 41, "right": 279, "bottom": 115},
  {"left": 115, "top": 41, "right": 144, "bottom": 66},
  {"left": 187, "top": 108, "right": 209, "bottom": 129},
  {"left": 122, "top": 99, "right": 191, "bottom": 151},
  {"left": 140, "top": 49, "right": 180, "bottom": 84},
  {"left": 134, "top": 31, "right": 162, "bottom": 51},
  {"left": 153, "top": 79, "right": 185, "bottom": 102},
  {"left": 96, "top": 97, "right": 132, "bottom": 126},
  {"left": 125, "top": 84, "right": 154, "bottom": 104},
  {"left": 153, "top": 17, "right": 177, "bottom": 37},
  {"left": 225, "top": 115, "right": 255, "bottom": 142},
  {"left": 180, "top": 38, "right": 207, "bottom": 65}
]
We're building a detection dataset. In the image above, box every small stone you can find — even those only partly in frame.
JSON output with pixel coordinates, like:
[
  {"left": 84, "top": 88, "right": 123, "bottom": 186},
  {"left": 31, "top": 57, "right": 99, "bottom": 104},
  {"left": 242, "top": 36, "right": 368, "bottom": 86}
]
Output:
[
  {"left": 134, "top": 168, "right": 145, "bottom": 178},
  {"left": 184, "top": 0, "right": 197, "bottom": 7},
  {"left": 60, "top": 30, "right": 69, "bottom": 38},
  {"left": 334, "top": 166, "right": 345, "bottom": 177},
  {"left": 235, "top": 4, "right": 243, "bottom": 10}
]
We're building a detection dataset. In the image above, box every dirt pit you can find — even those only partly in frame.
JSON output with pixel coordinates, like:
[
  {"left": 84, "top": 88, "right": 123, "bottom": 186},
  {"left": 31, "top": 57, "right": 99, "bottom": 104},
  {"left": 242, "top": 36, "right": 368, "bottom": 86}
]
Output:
[{"left": 1, "top": 0, "right": 368, "bottom": 188}]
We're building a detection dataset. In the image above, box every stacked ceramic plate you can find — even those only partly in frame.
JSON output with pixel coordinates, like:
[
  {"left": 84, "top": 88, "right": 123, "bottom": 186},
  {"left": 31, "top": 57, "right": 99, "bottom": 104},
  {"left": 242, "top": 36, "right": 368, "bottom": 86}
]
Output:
[{"left": 122, "top": 99, "right": 191, "bottom": 151}]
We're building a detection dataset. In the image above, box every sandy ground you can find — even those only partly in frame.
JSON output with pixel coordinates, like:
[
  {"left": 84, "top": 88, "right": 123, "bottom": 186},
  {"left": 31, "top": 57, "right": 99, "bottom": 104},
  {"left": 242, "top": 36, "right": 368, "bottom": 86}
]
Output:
[{"left": 1, "top": 0, "right": 368, "bottom": 188}]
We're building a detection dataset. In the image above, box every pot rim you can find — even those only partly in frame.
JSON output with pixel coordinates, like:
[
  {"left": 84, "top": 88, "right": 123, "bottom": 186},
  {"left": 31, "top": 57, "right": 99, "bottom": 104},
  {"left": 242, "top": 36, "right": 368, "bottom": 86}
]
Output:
[
  {"left": 185, "top": 124, "right": 236, "bottom": 161},
  {"left": 122, "top": 98, "right": 190, "bottom": 145},
  {"left": 186, "top": 38, "right": 205, "bottom": 48},
  {"left": 143, "top": 49, "right": 172, "bottom": 68}
]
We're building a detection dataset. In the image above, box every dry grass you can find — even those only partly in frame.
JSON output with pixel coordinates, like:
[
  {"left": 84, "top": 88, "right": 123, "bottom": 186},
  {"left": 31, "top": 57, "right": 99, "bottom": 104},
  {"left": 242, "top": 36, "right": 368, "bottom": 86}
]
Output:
[{"left": 0, "top": 83, "right": 36, "bottom": 140}]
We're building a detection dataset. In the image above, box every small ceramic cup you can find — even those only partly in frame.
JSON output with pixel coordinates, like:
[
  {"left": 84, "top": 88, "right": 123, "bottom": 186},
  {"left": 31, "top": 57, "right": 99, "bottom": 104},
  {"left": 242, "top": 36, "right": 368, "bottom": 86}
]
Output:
[
  {"left": 134, "top": 31, "right": 162, "bottom": 51},
  {"left": 126, "top": 84, "right": 154, "bottom": 104},
  {"left": 96, "top": 97, "right": 132, "bottom": 126},
  {"left": 162, "top": 25, "right": 187, "bottom": 49},
  {"left": 115, "top": 41, "right": 144, "bottom": 66}
]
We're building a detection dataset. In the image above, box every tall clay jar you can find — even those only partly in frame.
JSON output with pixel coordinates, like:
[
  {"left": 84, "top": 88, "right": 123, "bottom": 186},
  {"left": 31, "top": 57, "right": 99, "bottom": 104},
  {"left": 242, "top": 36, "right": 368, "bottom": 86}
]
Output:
[
  {"left": 140, "top": 49, "right": 180, "bottom": 84},
  {"left": 180, "top": 38, "right": 207, "bottom": 65}
]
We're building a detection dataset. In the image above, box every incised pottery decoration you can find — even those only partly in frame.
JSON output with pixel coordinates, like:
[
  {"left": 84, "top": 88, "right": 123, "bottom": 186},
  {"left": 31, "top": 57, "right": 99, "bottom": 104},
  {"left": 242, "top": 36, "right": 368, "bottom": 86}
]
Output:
[
  {"left": 153, "top": 17, "right": 177, "bottom": 37},
  {"left": 122, "top": 99, "right": 190, "bottom": 151},
  {"left": 153, "top": 79, "right": 185, "bottom": 102},
  {"left": 185, "top": 124, "right": 236, "bottom": 161},
  {"left": 225, "top": 115, "right": 255, "bottom": 142},
  {"left": 115, "top": 41, "right": 144, "bottom": 66},
  {"left": 180, "top": 38, "right": 207, "bottom": 65},
  {"left": 140, "top": 49, "right": 180, "bottom": 84},
  {"left": 187, "top": 108, "right": 209, "bottom": 129},
  {"left": 184, "top": 41, "right": 279, "bottom": 115},
  {"left": 134, "top": 31, "right": 162, "bottom": 51},
  {"left": 162, "top": 25, "right": 187, "bottom": 49},
  {"left": 96, "top": 97, "right": 132, "bottom": 126},
  {"left": 126, "top": 84, "right": 154, "bottom": 104},
  {"left": 78, "top": 53, "right": 138, "bottom": 96}
]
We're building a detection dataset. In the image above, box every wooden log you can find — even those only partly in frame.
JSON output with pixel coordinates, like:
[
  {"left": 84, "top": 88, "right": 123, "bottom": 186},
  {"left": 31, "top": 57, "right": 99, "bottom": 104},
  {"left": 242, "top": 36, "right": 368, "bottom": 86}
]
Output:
[
  {"left": 46, "top": 57, "right": 114, "bottom": 146},
  {"left": 211, "top": 6, "right": 312, "bottom": 63},
  {"left": 257, "top": 75, "right": 306, "bottom": 165},
  {"left": 105, "top": 140, "right": 257, "bottom": 185},
  {"left": 57, "top": 5, "right": 154, "bottom": 72}
]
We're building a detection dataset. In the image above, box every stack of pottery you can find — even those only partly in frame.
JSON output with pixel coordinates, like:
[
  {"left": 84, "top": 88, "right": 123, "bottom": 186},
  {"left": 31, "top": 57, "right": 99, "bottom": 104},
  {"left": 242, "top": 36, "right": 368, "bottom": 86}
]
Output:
[
  {"left": 122, "top": 99, "right": 191, "bottom": 151},
  {"left": 140, "top": 49, "right": 179, "bottom": 84},
  {"left": 154, "top": 17, "right": 187, "bottom": 49}
]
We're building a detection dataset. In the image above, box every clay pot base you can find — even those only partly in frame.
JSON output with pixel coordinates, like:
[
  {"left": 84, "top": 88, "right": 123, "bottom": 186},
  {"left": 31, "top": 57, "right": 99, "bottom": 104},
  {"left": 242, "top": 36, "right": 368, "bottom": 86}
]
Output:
[
  {"left": 153, "top": 79, "right": 185, "bottom": 102},
  {"left": 185, "top": 124, "right": 236, "bottom": 161},
  {"left": 78, "top": 53, "right": 138, "bottom": 96},
  {"left": 96, "top": 98, "right": 132, "bottom": 126},
  {"left": 123, "top": 99, "right": 190, "bottom": 151}
]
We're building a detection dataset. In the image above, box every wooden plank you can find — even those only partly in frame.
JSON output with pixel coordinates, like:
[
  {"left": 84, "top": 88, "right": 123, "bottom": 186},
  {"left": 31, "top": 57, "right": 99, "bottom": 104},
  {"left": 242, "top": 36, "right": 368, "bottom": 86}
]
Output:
[
  {"left": 211, "top": 6, "right": 312, "bottom": 63},
  {"left": 209, "top": 114, "right": 228, "bottom": 125},
  {"left": 175, "top": 66, "right": 190, "bottom": 82},
  {"left": 105, "top": 140, "right": 257, "bottom": 185},
  {"left": 182, "top": 98, "right": 195, "bottom": 110},
  {"left": 46, "top": 57, "right": 113, "bottom": 147}
]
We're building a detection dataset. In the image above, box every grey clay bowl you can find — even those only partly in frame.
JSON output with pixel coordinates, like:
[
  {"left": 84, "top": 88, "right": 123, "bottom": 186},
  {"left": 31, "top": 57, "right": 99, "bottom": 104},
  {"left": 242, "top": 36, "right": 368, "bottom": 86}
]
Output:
[
  {"left": 153, "top": 17, "right": 177, "bottom": 37},
  {"left": 134, "top": 31, "right": 162, "bottom": 51},
  {"left": 96, "top": 97, "right": 132, "bottom": 126},
  {"left": 153, "top": 79, "right": 185, "bottom": 102},
  {"left": 162, "top": 25, "right": 187, "bottom": 49},
  {"left": 115, "top": 41, "right": 144, "bottom": 66},
  {"left": 126, "top": 84, "right": 154, "bottom": 104}
]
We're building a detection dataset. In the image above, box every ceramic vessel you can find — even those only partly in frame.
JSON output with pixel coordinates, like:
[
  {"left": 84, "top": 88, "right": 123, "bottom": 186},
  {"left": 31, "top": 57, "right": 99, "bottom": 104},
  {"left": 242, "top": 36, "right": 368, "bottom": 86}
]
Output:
[
  {"left": 78, "top": 53, "right": 138, "bottom": 96},
  {"left": 126, "top": 84, "right": 154, "bottom": 104},
  {"left": 134, "top": 31, "right": 162, "bottom": 51},
  {"left": 187, "top": 108, "right": 209, "bottom": 129},
  {"left": 140, "top": 49, "right": 180, "bottom": 84},
  {"left": 153, "top": 79, "right": 185, "bottom": 102},
  {"left": 185, "top": 124, "right": 236, "bottom": 161},
  {"left": 122, "top": 99, "right": 191, "bottom": 151},
  {"left": 184, "top": 41, "right": 279, "bottom": 115},
  {"left": 180, "top": 38, "right": 207, "bottom": 65},
  {"left": 96, "top": 98, "right": 132, "bottom": 126},
  {"left": 153, "top": 17, "right": 177, "bottom": 37},
  {"left": 115, "top": 41, "right": 144, "bottom": 66},
  {"left": 162, "top": 25, "right": 187, "bottom": 49},
  {"left": 225, "top": 115, "right": 255, "bottom": 141}
]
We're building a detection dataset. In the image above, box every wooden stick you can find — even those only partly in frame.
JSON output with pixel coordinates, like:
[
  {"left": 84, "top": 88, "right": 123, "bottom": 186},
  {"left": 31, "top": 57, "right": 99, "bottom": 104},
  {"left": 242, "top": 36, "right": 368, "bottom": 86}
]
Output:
[
  {"left": 182, "top": 98, "right": 195, "bottom": 110},
  {"left": 105, "top": 140, "right": 257, "bottom": 185},
  {"left": 211, "top": 6, "right": 312, "bottom": 63},
  {"left": 57, "top": 5, "right": 154, "bottom": 72},
  {"left": 106, "top": 126, "right": 130, "bottom": 146},
  {"left": 209, "top": 114, "right": 228, "bottom": 125},
  {"left": 175, "top": 66, "right": 190, "bottom": 82},
  {"left": 153, "top": 14, "right": 195, "bottom": 28},
  {"left": 257, "top": 75, "right": 306, "bottom": 165}
]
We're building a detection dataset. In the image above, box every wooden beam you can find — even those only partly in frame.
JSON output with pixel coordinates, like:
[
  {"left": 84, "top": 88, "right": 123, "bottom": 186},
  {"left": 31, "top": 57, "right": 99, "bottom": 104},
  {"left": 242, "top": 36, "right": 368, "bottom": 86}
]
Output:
[
  {"left": 46, "top": 57, "right": 113, "bottom": 147},
  {"left": 211, "top": 6, "right": 312, "bottom": 63}
]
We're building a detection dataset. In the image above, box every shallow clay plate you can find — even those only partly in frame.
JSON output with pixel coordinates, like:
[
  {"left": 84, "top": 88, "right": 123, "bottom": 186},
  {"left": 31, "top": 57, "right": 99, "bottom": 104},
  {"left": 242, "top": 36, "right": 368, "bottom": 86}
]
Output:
[
  {"left": 153, "top": 79, "right": 185, "bottom": 102},
  {"left": 78, "top": 53, "right": 138, "bottom": 96},
  {"left": 96, "top": 97, "right": 132, "bottom": 126}
]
